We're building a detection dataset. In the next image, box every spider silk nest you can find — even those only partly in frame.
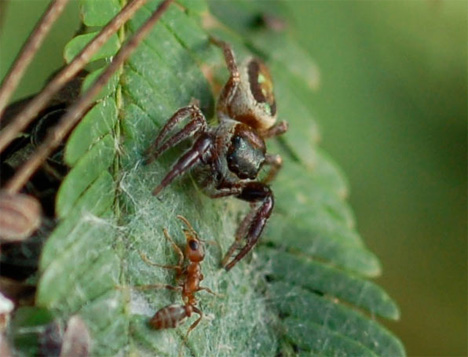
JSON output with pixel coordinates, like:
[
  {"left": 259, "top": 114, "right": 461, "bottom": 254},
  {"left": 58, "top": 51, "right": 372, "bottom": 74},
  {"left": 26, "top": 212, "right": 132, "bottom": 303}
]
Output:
[{"left": 116, "top": 155, "right": 278, "bottom": 355}]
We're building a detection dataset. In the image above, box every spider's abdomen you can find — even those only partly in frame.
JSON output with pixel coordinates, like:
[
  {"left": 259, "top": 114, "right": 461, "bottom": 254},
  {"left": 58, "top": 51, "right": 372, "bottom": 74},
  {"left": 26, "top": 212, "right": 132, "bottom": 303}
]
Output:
[{"left": 227, "top": 123, "right": 266, "bottom": 180}]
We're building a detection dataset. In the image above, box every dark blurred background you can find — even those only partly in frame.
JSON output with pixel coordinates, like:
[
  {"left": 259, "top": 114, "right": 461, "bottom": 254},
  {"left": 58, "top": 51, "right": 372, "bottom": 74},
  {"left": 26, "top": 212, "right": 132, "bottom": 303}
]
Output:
[{"left": 1, "top": 1, "right": 466, "bottom": 355}]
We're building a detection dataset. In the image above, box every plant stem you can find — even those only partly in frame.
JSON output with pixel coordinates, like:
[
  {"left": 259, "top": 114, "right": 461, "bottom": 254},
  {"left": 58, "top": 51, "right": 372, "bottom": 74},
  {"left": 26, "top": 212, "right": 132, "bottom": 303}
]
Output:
[
  {"left": 0, "top": 0, "right": 69, "bottom": 120},
  {"left": 4, "top": 0, "right": 175, "bottom": 194},
  {"left": 0, "top": 0, "right": 148, "bottom": 154}
]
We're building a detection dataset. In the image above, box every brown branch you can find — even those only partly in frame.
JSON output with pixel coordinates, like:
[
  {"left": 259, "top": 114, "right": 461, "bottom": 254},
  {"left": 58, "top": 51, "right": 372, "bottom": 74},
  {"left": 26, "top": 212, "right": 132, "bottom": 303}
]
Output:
[
  {"left": 0, "top": 0, "right": 148, "bottom": 154},
  {"left": 3, "top": 0, "right": 175, "bottom": 194},
  {"left": 0, "top": 0, "right": 69, "bottom": 119}
]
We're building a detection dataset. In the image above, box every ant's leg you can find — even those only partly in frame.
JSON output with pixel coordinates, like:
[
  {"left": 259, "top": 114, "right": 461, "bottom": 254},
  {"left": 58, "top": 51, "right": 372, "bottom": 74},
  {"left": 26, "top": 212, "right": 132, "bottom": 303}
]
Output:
[
  {"left": 115, "top": 284, "right": 181, "bottom": 294},
  {"left": 262, "top": 153, "right": 283, "bottom": 184},
  {"left": 184, "top": 306, "right": 203, "bottom": 342},
  {"left": 176, "top": 215, "right": 202, "bottom": 245},
  {"left": 153, "top": 134, "right": 213, "bottom": 196},
  {"left": 139, "top": 229, "right": 183, "bottom": 269},
  {"left": 131, "top": 284, "right": 182, "bottom": 292},
  {"left": 140, "top": 251, "right": 181, "bottom": 271},
  {"left": 223, "top": 182, "right": 274, "bottom": 271},
  {"left": 261, "top": 120, "right": 288, "bottom": 139},
  {"left": 146, "top": 104, "right": 207, "bottom": 164},
  {"left": 198, "top": 286, "right": 222, "bottom": 297},
  {"left": 163, "top": 228, "right": 184, "bottom": 268}
]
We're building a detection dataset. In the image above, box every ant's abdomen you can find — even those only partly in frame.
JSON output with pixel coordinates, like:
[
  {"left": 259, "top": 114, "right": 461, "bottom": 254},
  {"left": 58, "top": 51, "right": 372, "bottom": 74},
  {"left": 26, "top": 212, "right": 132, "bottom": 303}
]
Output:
[{"left": 149, "top": 304, "right": 190, "bottom": 329}]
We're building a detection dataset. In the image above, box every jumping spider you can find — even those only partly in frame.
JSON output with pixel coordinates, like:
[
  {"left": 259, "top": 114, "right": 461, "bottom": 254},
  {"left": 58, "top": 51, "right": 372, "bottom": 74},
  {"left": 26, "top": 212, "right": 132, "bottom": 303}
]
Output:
[{"left": 146, "top": 39, "right": 288, "bottom": 271}]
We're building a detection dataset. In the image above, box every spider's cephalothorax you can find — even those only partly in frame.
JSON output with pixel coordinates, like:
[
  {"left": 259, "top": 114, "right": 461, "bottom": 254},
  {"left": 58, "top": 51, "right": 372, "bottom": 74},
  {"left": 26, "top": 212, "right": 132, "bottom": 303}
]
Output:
[{"left": 146, "top": 39, "right": 288, "bottom": 271}]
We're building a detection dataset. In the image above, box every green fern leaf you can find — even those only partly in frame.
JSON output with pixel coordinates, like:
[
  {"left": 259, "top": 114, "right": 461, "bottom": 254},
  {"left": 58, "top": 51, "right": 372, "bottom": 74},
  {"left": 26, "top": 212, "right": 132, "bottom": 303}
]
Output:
[{"left": 13, "top": 0, "right": 405, "bottom": 355}]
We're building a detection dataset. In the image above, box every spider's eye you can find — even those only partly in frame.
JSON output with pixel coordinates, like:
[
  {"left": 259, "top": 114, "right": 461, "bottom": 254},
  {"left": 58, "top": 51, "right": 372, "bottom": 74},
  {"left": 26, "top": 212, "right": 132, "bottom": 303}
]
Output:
[
  {"left": 248, "top": 59, "right": 276, "bottom": 116},
  {"left": 189, "top": 240, "right": 199, "bottom": 251}
]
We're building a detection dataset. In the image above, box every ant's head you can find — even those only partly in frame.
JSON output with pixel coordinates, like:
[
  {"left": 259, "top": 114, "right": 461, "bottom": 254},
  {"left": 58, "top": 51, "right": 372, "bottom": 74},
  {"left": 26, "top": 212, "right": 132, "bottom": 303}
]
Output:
[
  {"left": 185, "top": 235, "right": 205, "bottom": 263},
  {"left": 177, "top": 215, "right": 205, "bottom": 262}
]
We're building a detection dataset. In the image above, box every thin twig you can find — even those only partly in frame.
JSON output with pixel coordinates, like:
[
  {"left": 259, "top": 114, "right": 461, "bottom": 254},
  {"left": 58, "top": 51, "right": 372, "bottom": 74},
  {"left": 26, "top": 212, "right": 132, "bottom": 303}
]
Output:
[
  {"left": 0, "top": 0, "right": 69, "bottom": 119},
  {"left": 0, "top": 0, "right": 148, "bottom": 154},
  {"left": 4, "top": 0, "right": 175, "bottom": 194}
]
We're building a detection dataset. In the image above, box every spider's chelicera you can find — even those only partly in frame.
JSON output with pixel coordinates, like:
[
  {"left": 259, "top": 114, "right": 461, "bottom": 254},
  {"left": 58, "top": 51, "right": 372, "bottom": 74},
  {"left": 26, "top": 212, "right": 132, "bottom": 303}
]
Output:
[{"left": 146, "top": 39, "right": 288, "bottom": 271}]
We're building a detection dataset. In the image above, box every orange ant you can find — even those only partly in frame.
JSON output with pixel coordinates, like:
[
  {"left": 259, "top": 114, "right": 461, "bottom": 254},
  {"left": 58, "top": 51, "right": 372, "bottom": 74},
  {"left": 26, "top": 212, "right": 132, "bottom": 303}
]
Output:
[{"left": 139, "top": 215, "right": 217, "bottom": 340}]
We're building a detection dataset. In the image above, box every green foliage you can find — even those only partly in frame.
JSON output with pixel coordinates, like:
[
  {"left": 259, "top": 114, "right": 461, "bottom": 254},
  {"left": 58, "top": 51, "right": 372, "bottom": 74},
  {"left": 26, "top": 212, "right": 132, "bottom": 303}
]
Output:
[
  {"left": 15, "top": 0, "right": 405, "bottom": 355},
  {"left": 64, "top": 32, "right": 121, "bottom": 63}
]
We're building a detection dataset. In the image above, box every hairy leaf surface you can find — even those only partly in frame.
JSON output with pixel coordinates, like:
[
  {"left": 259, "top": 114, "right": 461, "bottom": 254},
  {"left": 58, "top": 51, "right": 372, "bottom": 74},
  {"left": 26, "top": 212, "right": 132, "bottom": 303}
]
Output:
[{"left": 29, "top": 0, "right": 405, "bottom": 355}]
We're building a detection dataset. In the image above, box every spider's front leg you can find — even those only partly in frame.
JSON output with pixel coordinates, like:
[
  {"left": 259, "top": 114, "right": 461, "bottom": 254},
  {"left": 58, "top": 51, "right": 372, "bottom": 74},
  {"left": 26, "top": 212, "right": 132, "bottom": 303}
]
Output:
[
  {"left": 152, "top": 133, "right": 214, "bottom": 196},
  {"left": 221, "top": 182, "right": 274, "bottom": 271},
  {"left": 145, "top": 104, "right": 207, "bottom": 165}
]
